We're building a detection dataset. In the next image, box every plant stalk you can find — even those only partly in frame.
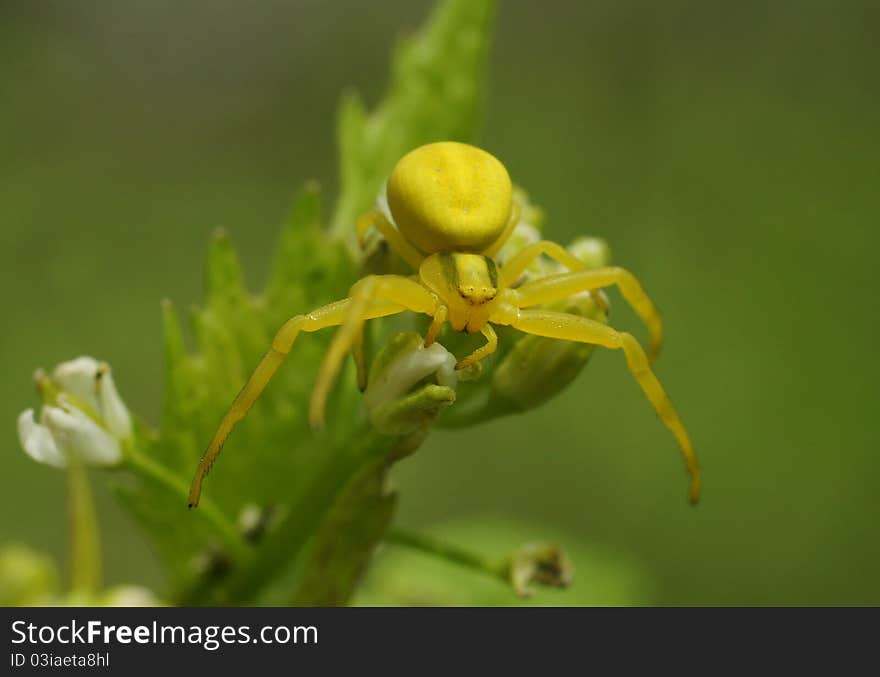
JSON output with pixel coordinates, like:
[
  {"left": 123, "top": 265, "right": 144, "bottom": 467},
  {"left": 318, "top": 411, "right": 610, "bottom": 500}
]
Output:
[{"left": 67, "top": 454, "right": 101, "bottom": 596}]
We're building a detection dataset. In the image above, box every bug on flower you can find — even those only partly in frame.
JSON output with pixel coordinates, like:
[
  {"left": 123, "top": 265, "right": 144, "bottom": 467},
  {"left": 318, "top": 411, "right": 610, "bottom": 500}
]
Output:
[{"left": 188, "top": 142, "right": 701, "bottom": 507}]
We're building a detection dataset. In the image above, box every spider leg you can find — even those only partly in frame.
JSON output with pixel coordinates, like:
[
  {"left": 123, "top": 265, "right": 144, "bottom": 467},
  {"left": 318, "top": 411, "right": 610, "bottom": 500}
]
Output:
[
  {"left": 309, "top": 275, "right": 439, "bottom": 428},
  {"left": 356, "top": 209, "right": 425, "bottom": 270},
  {"left": 424, "top": 305, "right": 448, "bottom": 346},
  {"left": 498, "top": 240, "right": 585, "bottom": 286},
  {"left": 499, "top": 307, "right": 700, "bottom": 505},
  {"left": 455, "top": 324, "right": 499, "bottom": 370},
  {"left": 188, "top": 296, "right": 407, "bottom": 507},
  {"left": 511, "top": 267, "right": 663, "bottom": 362}
]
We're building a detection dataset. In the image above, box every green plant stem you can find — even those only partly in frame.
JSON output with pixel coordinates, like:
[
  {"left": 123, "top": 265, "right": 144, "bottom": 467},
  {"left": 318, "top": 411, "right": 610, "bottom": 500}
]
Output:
[
  {"left": 385, "top": 527, "right": 509, "bottom": 583},
  {"left": 67, "top": 455, "right": 101, "bottom": 596},
  {"left": 202, "top": 426, "right": 390, "bottom": 605},
  {"left": 123, "top": 444, "right": 249, "bottom": 562}
]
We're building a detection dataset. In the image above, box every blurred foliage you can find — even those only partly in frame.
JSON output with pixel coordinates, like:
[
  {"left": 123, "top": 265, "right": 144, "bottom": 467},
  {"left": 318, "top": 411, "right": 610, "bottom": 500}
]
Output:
[
  {"left": 0, "top": 545, "right": 60, "bottom": 607},
  {"left": 2, "top": 0, "right": 878, "bottom": 605},
  {"left": 0, "top": 544, "right": 157, "bottom": 607},
  {"left": 117, "top": 188, "right": 367, "bottom": 602}
]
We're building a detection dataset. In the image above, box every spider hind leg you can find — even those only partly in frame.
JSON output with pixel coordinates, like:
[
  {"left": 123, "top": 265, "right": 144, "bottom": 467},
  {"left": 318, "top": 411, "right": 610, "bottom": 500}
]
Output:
[{"left": 504, "top": 307, "right": 700, "bottom": 505}]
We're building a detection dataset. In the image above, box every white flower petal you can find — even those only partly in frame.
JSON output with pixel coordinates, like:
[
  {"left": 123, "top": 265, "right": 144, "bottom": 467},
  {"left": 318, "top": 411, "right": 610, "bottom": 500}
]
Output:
[
  {"left": 567, "top": 236, "right": 610, "bottom": 269},
  {"left": 95, "top": 366, "right": 132, "bottom": 439},
  {"left": 17, "top": 409, "right": 66, "bottom": 468},
  {"left": 377, "top": 181, "right": 392, "bottom": 221},
  {"left": 365, "top": 341, "right": 458, "bottom": 411},
  {"left": 497, "top": 222, "right": 541, "bottom": 268},
  {"left": 43, "top": 402, "right": 122, "bottom": 467},
  {"left": 51, "top": 356, "right": 102, "bottom": 414}
]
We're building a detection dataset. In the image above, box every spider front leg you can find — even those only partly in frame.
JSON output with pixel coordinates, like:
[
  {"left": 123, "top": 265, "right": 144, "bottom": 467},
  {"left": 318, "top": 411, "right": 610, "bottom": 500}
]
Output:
[
  {"left": 497, "top": 307, "right": 700, "bottom": 505},
  {"left": 356, "top": 209, "right": 425, "bottom": 270},
  {"left": 424, "top": 305, "right": 448, "bottom": 346},
  {"left": 188, "top": 296, "right": 407, "bottom": 507},
  {"left": 511, "top": 267, "right": 664, "bottom": 362},
  {"left": 309, "top": 274, "right": 439, "bottom": 428},
  {"left": 498, "top": 240, "right": 586, "bottom": 286},
  {"left": 456, "top": 324, "right": 498, "bottom": 370}
]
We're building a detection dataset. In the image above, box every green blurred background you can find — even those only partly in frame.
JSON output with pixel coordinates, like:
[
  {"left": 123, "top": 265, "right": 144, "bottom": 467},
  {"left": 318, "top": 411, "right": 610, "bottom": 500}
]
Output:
[{"left": 2, "top": 0, "right": 877, "bottom": 604}]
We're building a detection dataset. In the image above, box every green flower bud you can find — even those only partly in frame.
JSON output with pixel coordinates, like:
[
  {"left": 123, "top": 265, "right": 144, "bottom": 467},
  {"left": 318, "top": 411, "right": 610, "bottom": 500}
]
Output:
[
  {"left": 440, "top": 290, "right": 608, "bottom": 427},
  {"left": 492, "top": 291, "right": 607, "bottom": 412},
  {"left": 0, "top": 544, "right": 60, "bottom": 606}
]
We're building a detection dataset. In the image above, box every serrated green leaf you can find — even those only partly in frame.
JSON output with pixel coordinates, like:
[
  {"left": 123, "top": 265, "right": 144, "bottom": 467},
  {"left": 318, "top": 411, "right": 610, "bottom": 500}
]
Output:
[
  {"left": 112, "top": 0, "right": 501, "bottom": 606},
  {"left": 331, "top": 0, "right": 497, "bottom": 236},
  {"left": 117, "top": 193, "right": 382, "bottom": 603},
  {"left": 263, "top": 182, "right": 321, "bottom": 311},
  {"left": 159, "top": 300, "right": 200, "bottom": 470},
  {"left": 205, "top": 230, "right": 247, "bottom": 309}
]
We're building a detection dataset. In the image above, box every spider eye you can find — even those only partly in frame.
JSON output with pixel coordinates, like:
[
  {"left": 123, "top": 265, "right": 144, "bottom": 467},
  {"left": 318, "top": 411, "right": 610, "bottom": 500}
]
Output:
[{"left": 457, "top": 285, "right": 497, "bottom": 304}]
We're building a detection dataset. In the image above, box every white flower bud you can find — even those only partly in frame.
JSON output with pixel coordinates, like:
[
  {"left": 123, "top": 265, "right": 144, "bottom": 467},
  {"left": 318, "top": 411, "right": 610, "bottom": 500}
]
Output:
[
  {"left": 496, "top": 221, "right": 541, "bottom": 269},
  {"left": 17, "top": 409, "right": 66, "bottom": 468},
  {"left": 51, "top": 357, "right": 132, "bottom": 439},
  {"left": 99, "top": 585, "right": 159, "bottom": 607},
  {"left": 17, "top": 357, "right": 131, "bottom": 469},
  {"left": 365, "top": 338, "right": 457, "bottom": 414},
  {"left": 364, "top": 333, "right": 458, "bottom": 435},
  {"left": 95, "top": 365, "right": 132, "bottom": 439},
  {"left": 567, "top": 236, "right": 610, "bottom": 270},
  {"left": 43, "top": 397, "right": 123, "bottom": 467},
  {"left": 52, "top": 357, "right": 103, "bottom": 413}
]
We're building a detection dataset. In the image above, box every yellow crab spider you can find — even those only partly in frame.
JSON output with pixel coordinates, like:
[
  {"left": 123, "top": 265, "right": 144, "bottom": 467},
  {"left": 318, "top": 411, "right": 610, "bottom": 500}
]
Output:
[{"left": 188, "top": 141, "right": 700, "bottom": 507}]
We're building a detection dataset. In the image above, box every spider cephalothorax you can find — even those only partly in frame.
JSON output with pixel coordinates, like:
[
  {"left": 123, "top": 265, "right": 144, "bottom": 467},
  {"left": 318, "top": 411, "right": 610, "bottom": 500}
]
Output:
[{"left": 188, "top": 141, "right": 700, "bottom": 508}]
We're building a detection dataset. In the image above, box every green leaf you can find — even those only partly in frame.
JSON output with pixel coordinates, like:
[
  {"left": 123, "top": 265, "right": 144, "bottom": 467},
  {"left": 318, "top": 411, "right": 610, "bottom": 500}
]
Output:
[
  {"left": 264, "top": 182, "right": 354, "bottom": 316},
  {"left": 119, "top": 187, "right": 361, "bottom": 595},
  {"left": 114, "top": 187, "right": 414, "bottom": 604},
  {"left": 205, "top": 229, "right": 247, "bottom": 310},
  {"left": 111, "top": 0, "right": 501, "bottom": 605},
  {"left": 158, "top": 300, "right": 200, "bottom": 472},
  {"left": 331, "top": 0, "right": 497, "bottom": 236}
]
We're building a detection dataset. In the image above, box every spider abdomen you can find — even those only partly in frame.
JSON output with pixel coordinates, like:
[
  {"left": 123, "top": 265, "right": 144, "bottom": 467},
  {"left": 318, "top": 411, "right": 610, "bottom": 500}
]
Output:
[{"left": 387, "top": 141, "right": 513, "bottom": 254}]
